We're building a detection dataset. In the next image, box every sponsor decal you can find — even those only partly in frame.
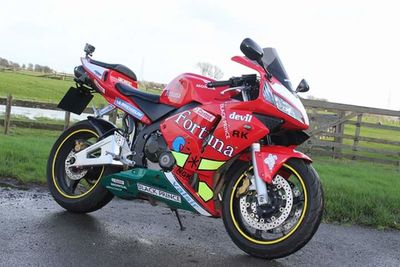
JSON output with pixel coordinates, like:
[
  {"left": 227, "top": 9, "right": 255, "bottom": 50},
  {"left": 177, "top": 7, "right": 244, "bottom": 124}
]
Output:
[
  {"left": 137, "top": 183, "right": 181, "bottom": 203},
  {"left": 114, "top": 98, "right": 144, "bottom": 119},
  {"left": 175, "top": 110, "right": 234, "bottom": 157},
  {"left": 219, "top": 104, "right": 230, "bottom": 139},
  {"left": 193, "top": 107, "right": 215, "bottom": 122},
  {"left": 187, "top": 156, "right": 200, "bottom": 169},
  {"left": 229, "top": 111, "right": 253, "bottom": 122},
  {"left": 111, "top": 178, "right": 124, "bottom": 185},
  {"left": 164, "top": 172, "right": 211, "bottom": 216},
  {"left": 232, "top": 130, "right": 248, "bottom": 139},
  {"left": 195, "top": 83, "right": 214, "bottom": 90},
  {"left": 172, "top": 136, "right": 185, "bottom": 152},
  {"left": 176, "top": 167, "right": 192, "bottom": 181},
  {"left": 264, "top": 154, "right": 278, "bottom": 171},
  {"left": 93, "top": 80, "right": 106, "bottom": 93},
  {"left": 109, "top": 178, "right": 127, "bottom": 190},
  {"left": 117, "top": 77, "right": 132, "bottom": 86}
]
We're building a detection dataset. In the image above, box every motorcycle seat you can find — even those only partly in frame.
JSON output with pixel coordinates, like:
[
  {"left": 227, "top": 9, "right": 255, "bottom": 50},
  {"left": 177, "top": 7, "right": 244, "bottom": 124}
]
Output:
[
  {"left": 115, "top": 83, "right": 176, "bottom": 121},
  {"left": 115, "top": 83, "right": 160, "bottom": 103},
  {"left": 90, "top": 59, "right": 137, "bottom": 81}
]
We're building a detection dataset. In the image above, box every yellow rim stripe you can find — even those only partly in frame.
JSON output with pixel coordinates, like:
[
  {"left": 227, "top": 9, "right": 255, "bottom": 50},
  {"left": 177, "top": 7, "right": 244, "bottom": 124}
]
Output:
[
  {"left": 229, "top": 164, "right": 308, "bottom": 245},
  {"left": 171, "top": 151, "right": 189, "bottom": 167},
  {"left": 52, "top": 129, "right": 104, "bottom": 199},
  {"left": 198, "top": 158, "right": 225, "bottom": 170}
]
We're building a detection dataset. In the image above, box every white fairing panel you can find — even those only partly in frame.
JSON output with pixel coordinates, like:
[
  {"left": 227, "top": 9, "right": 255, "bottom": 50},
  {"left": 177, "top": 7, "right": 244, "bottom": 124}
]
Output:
[
  {"left": 270, "top": 82, "right": 309, "bottom": 126},
  {"left": 81, "top": 57, "right": 108, "bottom": 79}
]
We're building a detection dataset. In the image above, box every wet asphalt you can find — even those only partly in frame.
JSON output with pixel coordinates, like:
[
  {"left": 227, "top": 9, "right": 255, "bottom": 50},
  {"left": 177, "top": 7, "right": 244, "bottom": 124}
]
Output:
[{"left": 0, "top": 187, "right": 399, "bottom": 267}]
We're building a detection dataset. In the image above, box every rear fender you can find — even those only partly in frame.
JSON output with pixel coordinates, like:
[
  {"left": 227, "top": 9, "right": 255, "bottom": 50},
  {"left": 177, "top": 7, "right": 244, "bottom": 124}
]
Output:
[
  {"left": 87, "top": 116, "right": 117, "bottom": 136},
  {"left": 253, "top": 146, "right": 312, "bottom": 184}
]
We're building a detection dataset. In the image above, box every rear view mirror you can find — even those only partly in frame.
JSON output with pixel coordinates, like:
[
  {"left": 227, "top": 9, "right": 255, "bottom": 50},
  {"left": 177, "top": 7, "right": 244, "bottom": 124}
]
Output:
[
  {"left": 296, "top": 79, "right": 310, "bottom": 93},
  {"left": 240, "top": 38, "right": 264, "bottom": 61}
]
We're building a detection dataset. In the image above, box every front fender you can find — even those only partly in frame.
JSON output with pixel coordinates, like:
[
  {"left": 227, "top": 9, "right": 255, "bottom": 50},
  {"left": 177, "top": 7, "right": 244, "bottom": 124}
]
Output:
[{"left": 253, "top": 146, "right": 312, "bottom": 184}]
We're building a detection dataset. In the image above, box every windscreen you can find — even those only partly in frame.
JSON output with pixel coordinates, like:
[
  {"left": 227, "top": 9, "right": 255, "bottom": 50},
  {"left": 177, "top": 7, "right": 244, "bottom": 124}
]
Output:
[{"left": 262, "top": 48, "right": 293, "bottom": 91}]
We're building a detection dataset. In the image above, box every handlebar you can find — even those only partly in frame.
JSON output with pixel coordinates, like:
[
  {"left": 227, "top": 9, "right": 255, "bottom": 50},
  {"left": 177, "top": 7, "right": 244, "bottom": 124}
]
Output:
[
  {"left": 207, "top": 80, "right": 232, "bottom": 88},
  {"left": 206, "top": 74, "right": 257, "bottom": 88}
]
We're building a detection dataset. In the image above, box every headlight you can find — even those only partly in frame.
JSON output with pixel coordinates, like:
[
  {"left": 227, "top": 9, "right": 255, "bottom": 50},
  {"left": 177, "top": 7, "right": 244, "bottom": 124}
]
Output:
[
  {"left": 262, "top": 82, "right": 275, "bottom": 104},
  {"left": 273, "top": 94, "right": 304, "bottom": 123}
]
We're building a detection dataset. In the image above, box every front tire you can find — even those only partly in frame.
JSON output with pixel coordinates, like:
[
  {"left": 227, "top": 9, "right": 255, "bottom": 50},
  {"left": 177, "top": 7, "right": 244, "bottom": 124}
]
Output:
[
  {"left": 222, "top": 158, "right": 324, "bottom": 259},
  {"left": 47, "top": 120, "right": 116, "bottom": 213}
]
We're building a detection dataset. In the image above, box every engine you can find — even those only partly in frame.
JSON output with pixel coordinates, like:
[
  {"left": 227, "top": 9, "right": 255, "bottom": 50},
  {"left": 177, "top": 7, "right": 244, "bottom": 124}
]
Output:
[{"left": 144, "top": 132, "right": 175, "bottom": 170}]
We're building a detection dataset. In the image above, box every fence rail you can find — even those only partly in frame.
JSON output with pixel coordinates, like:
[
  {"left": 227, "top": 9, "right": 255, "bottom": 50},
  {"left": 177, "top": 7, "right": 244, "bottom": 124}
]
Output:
[{"left": 1, "top": 95, "right": 399, "bottom": 166}]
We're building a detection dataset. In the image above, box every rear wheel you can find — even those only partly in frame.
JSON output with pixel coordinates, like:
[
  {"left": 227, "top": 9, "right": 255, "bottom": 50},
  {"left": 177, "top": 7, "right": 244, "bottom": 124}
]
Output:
[
  {"left": 47, "top": 120, "right": 117, "bottom": 213},
  {"left": 222, "top": 158, "right": 324, "bottom": 259}
]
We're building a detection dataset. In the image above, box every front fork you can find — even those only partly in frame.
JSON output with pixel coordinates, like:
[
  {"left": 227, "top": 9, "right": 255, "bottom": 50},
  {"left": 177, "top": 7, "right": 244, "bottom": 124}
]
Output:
[{"left": 251, "top": 143, "right": 269, "bottom": 206}]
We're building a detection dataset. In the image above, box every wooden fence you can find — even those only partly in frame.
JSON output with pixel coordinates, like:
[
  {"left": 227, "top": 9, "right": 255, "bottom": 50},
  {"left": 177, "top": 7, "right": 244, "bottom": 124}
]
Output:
[
  {"left": 1, "top": 95, "right": 399, "bottom": 166},
  {"left": 0, "top": 95, "right": 117, "bottom": 132},
  {"left": 300, "top": 99, "right": 400, "bottom": 166}
]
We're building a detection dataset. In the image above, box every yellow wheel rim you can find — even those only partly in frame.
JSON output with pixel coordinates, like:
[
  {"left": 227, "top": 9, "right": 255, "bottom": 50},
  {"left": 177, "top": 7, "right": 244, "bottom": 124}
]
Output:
[
  {"left": 229, "top": 164, "right": 308, "bottom": 245},
  {"left": 52, "top": 129, "right": 104, "bottom": 199}
]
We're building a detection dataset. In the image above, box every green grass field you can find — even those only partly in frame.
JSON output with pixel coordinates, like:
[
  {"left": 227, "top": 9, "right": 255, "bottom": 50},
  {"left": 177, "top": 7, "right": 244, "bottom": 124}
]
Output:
[
  {"left": 0, "top": 70, "right": 160, "bottom": 104},
  {"left": 0, "top": 126, "right": 399, "bottom": 230}
]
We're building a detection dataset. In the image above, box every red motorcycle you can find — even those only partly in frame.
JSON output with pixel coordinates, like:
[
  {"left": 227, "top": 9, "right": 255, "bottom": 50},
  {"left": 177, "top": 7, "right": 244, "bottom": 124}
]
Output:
[{"left": 48, "top": 38, "right": 323, "bottom": 259}]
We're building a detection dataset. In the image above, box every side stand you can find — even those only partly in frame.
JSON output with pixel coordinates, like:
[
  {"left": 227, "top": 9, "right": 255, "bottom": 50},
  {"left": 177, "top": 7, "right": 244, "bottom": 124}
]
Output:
[{"left": 171, "top": 209, "right": 185, "bottom": 231}]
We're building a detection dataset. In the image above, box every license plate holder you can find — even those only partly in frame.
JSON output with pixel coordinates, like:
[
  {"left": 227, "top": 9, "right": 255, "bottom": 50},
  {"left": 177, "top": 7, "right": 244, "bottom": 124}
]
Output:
[{"left": 57, "top": 87, "right": 93, "bottom": 115}]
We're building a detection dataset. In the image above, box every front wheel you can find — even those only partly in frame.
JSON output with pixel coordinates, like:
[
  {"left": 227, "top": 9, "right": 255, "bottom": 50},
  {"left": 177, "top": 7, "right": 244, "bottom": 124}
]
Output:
[{"left": 222, "top": 158, "right": 324, "bottom": 259}]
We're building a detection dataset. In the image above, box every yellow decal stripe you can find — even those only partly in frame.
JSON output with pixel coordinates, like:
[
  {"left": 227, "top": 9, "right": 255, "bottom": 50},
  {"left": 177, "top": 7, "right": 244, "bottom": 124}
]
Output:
[
  {"left": 171, "top": 151, "right": 189, "bottom": 167},
  {"left": 198, "top": 158, "right": 225, "bottom": 170},
  {"left": 198, "top": 182, "right": 213, "bottom": 202}
]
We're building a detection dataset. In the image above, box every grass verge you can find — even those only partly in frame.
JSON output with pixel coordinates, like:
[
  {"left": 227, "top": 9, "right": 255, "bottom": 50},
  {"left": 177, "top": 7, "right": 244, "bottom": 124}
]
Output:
[{"left": 0, "top": 127, "right": 399, "bottom": 230}]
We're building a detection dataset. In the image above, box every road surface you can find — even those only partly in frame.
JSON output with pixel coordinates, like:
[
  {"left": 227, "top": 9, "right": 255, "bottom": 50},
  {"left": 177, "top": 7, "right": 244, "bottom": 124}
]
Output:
[{"left": 0, "top": 187, "right": 399, "bottom": 266}]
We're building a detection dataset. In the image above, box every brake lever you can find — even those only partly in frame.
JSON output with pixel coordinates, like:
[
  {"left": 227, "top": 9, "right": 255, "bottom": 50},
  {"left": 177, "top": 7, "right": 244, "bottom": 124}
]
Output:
[{"left": 220, "top": 86, "right": 246, "bottom": 95}]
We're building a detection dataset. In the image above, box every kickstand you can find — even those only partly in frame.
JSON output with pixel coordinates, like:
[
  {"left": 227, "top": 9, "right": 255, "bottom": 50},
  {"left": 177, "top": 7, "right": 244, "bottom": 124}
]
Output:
[{"left": 171, "top": 209, "right": 185, "bottom": 231}]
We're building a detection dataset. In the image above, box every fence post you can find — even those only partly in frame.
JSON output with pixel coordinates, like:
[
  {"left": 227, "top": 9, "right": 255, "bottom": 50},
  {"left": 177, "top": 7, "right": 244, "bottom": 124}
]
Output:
[
  {"left": 4, "top": 94, "right": 12, "bottom": 134},
  {"left": 352, "top": 113, "right": 363, "bottom": 151},
  {"left": 333, "top": 111, "right": 346, "bottom": 158},
  {"left": 64, "top": 111, "right": 70, "bottom": 130}
]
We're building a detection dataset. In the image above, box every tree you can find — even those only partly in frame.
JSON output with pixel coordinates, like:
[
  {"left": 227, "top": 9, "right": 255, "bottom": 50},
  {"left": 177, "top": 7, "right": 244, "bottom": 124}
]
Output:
[
  {"left": 22, "top": 64, "right": 26, "bottom": 70},
  {"left": 27, "top": 63, "right": 33, "bottom": 71},
  {"left": 0, "top": 57, "right": 9, "bottom": 67},
  {"left": 196, "top": 62, "right": 224, "bottom": 79}
]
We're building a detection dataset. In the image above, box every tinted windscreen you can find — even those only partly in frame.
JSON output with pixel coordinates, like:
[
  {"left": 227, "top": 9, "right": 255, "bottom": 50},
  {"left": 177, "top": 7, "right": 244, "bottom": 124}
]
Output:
[{"left": 262, "top": 48, "right": 293, "bottom": 91}]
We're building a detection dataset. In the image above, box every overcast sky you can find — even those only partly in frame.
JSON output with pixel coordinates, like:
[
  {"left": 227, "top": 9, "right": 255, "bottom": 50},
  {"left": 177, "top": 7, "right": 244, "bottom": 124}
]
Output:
[{"left": 1, "top": 0, "right": 399, "bottom": 110}]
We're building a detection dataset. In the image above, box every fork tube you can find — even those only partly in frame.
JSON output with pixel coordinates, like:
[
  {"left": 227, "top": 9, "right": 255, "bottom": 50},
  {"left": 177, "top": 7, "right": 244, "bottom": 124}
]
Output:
[{"left": 251, "top": 143, "right": 269, "bottom": 205}]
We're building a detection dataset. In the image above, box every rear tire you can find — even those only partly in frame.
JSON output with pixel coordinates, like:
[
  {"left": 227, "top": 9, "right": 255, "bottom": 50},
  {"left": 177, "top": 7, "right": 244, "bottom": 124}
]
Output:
[
  {"left": 222, "top": 158, "right": 324, "bottom": 259},
  {"left": 47, "top": 120, "right": 116, "bottom": 213}
]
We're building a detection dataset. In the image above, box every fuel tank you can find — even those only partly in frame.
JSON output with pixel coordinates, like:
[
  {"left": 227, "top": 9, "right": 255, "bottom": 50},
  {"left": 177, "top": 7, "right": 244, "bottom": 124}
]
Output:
[{"left": 159, "top": 73, "right": 235, "bottom": 107}]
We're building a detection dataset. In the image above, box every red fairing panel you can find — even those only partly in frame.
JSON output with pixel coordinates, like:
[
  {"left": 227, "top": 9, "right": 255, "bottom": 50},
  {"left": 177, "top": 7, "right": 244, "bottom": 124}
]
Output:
[
  {"left": 253, "top": 146, "right": 312, "bottom": 184},
  {"left": 160, "top": 73, "right": 237, "bottom": 107},
  {"left": 81, "top": 57, "right": 152, "bottom": 124}
]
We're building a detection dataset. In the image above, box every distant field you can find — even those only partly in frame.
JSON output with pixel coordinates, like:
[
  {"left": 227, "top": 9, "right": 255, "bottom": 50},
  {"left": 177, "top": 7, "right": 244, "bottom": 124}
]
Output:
[
  {"left": 0, "top": 71, "right": 106, "bottom": 104},
  {"left": 0, "top": 70, "right": 161, "bottom": 104}
]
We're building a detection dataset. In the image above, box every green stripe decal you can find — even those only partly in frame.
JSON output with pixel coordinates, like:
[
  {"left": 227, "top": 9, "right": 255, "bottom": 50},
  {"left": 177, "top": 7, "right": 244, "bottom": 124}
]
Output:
[
  {"left": 198, "top": 182, "right": 213, "bottom": 202},
  {"left": 171, "top": 151, "right": 189, "bottom": 167},
  {"left": 198, "top": 158, "right": 225, "bottom": 170}
]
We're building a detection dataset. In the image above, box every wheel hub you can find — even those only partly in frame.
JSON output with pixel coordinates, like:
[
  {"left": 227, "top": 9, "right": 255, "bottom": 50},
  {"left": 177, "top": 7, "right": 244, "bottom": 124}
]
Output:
[
  {"left": 239, "top": 175, "right": 293, "bottom": 230},
  {"left": 65, "top": 151, "right": 88, "bottom": 180}
]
